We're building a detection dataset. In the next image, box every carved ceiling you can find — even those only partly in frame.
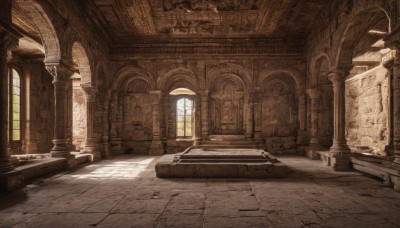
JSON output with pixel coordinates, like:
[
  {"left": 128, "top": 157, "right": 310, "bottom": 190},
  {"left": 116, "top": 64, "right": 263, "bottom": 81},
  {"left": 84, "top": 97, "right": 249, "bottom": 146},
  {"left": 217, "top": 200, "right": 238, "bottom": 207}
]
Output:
[{"left": 93, "top": 0, "right": 330, "bottom": 43}]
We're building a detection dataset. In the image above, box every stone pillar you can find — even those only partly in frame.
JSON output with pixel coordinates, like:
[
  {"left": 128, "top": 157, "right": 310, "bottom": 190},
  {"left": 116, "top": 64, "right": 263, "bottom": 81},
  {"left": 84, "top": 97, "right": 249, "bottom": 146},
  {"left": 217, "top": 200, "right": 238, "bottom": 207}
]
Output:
[
  {"left": 149, "top": 90, "right": 164, "bottom": 155},
  {"left": 80, "top": 83, "right": 99, "bottom": 161},
  {"left": 193, "top": 95, "right": 202, "bottom": 145},
  {"left": 253, "top": 87, "right": 262, "bottom": 141},
  {"left": 199, "top": 90, "right": 209, "bottom": 140},
  {"left": 45, "top": 64, "right": 76, "bottom": 167},
  {"left": 101, "top": 91, "right": 110, "bottom": 158},
  {"left": 327, "top": 68, "right": 351, "bottom": 171},
  {"left": 245, "top": 94, "right": 254, "bottom": 140},
  {"left": 305, "top": 87, "right": 324, "bottom": 159},
  {"left": 23, "top": 62, "right": 38, "bottom": 154},
  {"left": 392, "top": 55, "right": 400, "bottom": 163},
  {"left": 296, "top": 88, "right": 308, "bottom": 146},
  {"left": 0, "top": 10, "right": 24, "bottom": 190}
]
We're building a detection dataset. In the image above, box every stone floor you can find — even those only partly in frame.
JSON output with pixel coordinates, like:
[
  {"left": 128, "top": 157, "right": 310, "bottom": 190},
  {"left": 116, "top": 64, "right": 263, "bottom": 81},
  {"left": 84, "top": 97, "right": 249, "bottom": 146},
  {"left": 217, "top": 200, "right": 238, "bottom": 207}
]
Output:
[{"left": 1, "top": 155, "right": 400, "bottom": 228}]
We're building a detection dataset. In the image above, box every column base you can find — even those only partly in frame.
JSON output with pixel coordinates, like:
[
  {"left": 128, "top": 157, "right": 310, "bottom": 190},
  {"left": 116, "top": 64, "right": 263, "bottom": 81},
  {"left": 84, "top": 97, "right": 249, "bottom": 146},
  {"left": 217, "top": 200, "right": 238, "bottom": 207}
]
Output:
[
  {"left": 305, "top": 143, "right": 326, "bottom": 160},
  {"left": 193, "top": 138, "right": 201, "bottom": 146},
  {"left": 0, "top": 157, "right": 15, "bottom": 173},
  {"left": 318, "top": 151, "right": 351, "bottom": 171},
  {"left": 0, "top": 169, "right": 23, "bottom": 191},
  {"left": 81, "top": 146, "right": 100, "bottom": 161},
  {"left": 109, "top": 137, "right": 123, "bottom": 154},
  {"left": 149, "top": 140, "right": 164, "bottom": 156}
]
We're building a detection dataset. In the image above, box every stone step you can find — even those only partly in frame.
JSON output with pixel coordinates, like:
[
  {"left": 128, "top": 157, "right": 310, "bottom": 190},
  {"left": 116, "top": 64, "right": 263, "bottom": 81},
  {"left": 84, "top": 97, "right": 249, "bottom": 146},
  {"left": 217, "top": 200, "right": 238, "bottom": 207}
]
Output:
[
  {"left": 208, "top": 135, "right": 246, "bottom": 141},
  {"left": 201, "top": 140, "right": 256, "bottom": 145},
  {"left": 193, "top": 144, "right": 258, "bottom": 149}
]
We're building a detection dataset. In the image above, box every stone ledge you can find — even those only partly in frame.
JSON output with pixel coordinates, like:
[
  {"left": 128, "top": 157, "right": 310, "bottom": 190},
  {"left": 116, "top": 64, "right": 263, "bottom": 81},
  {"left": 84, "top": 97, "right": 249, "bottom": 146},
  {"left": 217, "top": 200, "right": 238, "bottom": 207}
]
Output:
[{"left": 351, "top": 155, "right": 400, "bottom": 192}]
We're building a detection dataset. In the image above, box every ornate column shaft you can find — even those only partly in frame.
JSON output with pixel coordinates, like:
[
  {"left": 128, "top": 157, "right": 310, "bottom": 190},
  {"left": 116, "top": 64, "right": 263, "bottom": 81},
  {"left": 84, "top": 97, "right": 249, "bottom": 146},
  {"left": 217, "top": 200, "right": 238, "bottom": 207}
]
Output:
[
  {"left": 46, "top": 64, "right": 75, "bottom": 159},
  {"left": 81, "top": 83, "right": 99, "bottom": 161},
  {"left": 328, "top": 69, "right": 351, "bottom": 154},
  {"left": 149, "top": 90, "right": 164, "bottom": 155},
  {"left": 306, "top": 87, "right": 322, "bottom": 145},
  {"left": 199, "top": 90, "right": 209, "bottom": 140},
  {"left": 296, "top": 88, "right": 308, "bottom": 145}
]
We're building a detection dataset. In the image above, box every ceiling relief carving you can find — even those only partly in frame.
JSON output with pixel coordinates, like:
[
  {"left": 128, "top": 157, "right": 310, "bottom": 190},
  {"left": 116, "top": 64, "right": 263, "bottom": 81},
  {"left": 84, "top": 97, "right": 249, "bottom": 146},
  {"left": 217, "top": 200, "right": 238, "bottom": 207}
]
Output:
[{"left": 93, "top": 0, "right": 329, "bottom": 42}]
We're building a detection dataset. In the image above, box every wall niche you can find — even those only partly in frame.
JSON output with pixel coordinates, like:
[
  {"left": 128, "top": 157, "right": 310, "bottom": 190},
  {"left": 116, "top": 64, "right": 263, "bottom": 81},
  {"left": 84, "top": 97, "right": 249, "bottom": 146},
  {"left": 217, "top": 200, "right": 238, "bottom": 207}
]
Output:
[{"left": 261, "top": 73, "right": 298, "bottom": 154}]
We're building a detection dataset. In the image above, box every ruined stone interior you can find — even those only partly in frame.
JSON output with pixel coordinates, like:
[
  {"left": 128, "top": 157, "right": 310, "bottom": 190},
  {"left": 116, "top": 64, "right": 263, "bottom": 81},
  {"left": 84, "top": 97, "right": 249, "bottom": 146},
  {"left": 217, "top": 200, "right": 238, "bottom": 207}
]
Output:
[{"left": 1, "top": 0, "right": 400, "bottom": 227}]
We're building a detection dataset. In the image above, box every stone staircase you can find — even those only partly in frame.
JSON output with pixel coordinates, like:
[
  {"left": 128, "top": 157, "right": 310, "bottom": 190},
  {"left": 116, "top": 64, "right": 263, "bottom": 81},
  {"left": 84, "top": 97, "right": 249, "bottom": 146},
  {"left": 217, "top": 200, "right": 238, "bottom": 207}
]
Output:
[{"left": 195, "top": 135, "right": 258, "bottom": 149}]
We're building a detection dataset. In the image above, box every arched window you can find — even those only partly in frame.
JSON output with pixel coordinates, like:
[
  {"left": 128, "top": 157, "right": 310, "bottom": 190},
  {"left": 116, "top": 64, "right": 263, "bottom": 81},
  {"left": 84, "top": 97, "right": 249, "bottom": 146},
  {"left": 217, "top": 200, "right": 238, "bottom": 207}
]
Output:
[
  {"left": 176, "top": 98, "right": 192, "bottom": 137},
  {"left": 9, "top": 68, "right": 21, "bottom": 141}
]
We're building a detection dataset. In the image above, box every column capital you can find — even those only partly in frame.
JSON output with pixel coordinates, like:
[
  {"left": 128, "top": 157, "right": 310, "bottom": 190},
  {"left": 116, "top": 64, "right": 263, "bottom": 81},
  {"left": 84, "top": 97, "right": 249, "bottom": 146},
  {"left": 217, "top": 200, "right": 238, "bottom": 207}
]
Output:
[
  {"left": 45, "top": 63, "right": 74, "bottom": 80},
  {"left": 81, "top": 83, "right": 97, "bottom": 101},
  {"left": 327, "top": 67, "right": 351, "bottom": 86},
  {"left": 306, "top": 87, "right": 322, "bottom": 100},
  {"left": 199, "top": 90, "right": 210, "bottom": 96},
  {"left": 149, "top": 90, "right": 163, "bottom": 104}
]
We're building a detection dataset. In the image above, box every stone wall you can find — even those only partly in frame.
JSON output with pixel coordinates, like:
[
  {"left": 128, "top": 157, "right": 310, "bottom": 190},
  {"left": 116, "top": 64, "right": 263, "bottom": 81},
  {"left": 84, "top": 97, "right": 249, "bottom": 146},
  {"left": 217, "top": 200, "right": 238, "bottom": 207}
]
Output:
[
  {"left": 345, "top": 65, "right": 389, "bottom": 155},
  {"left": 109, "top": 58, "right": 306, "bottom": 154}
]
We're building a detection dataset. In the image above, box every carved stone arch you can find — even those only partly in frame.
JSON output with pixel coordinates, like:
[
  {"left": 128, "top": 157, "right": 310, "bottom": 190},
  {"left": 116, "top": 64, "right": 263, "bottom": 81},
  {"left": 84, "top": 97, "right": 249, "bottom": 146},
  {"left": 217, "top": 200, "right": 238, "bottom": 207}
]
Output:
[
  {"left": 112, "top": 65, "right": 155, "bottom": 91},
  {"left": 158, "top": 66, "right": 200, "bottom": 92},
  {"left": 71, "top": 41, "right": 92, "bottom": 84},
  {"left": 207, "top": 63, "right": 252, "bottom": 91},
  {"left": 310, "top": 54, "right": 331, "bottom": 85},
  {"left": 334, "top": 5, "right": 391, "bottom": 67},
  {"left": 258, "top": 67, "right": 304, "bottom": 91},
  {"left": 15, "top": 0, "right": 61, "bottom": 63},
  {"left": 124, "top": 78, "right": 150, "bottom": 93},
  {"left": 159, "top": 64, "right": 203, "bottom": 88}
]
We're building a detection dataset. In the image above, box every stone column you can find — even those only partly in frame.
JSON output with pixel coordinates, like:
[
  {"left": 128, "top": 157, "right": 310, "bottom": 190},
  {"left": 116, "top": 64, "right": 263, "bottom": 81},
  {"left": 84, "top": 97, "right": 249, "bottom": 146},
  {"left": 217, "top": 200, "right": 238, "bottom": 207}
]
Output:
[
  {"left": 392, "top": 55, "right": 400, "bottom": 163},
  {"left": 305, "top": 87, "right": 324, "bottom": 159},
  {"left": 199, "top": 90, "right": 209, "bottom": 140},
  {"left": 149, "top": 90, "right": 164, "bottom": 155},
  {"left": 253, "top": 87, "right": 262, "bottom": 141},
  {"left": 101, "top": 91, "right": 110, "bottom": 157},
  {"left": 327, "top": 68, "right": 351, "bottom": 171},
  {"left": 245, "top": 94, "right": 254, "bottom": 140},
  {"left": 296, "top": 88, "right": 308, "bottom": 146},
  {"left": 193, "top": 95, "right": 202, "bottom": 145},
  {"left": 23, "top": 62, "right": 38, "bottom": 154},
  {"left": 0, "top": 12, "right": 24, "bottom": 190},
  {"left": 80, "top": 83, "right": 99, "bottom": 161},
  {"left": 45, "top": 65, "right": 76, "bottom": 166}
]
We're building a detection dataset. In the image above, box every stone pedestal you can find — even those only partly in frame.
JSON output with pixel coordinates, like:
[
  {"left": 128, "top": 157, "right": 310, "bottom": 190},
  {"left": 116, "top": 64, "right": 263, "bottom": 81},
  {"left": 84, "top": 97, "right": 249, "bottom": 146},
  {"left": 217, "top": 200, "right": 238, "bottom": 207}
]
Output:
[
  {"left": 149, "top": 90, "right": 164, "bottom": 155},
  {"left": 327, "top": 69, "right": 351, "bottom": 171}
]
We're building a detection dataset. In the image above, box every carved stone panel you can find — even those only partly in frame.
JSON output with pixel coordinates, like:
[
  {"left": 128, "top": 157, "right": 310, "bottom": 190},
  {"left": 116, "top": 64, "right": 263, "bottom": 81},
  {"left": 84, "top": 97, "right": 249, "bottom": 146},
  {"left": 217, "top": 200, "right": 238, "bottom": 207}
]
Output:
[
  {"left": 209, "top": 75, "right": 244, "bottom": 135},
  {"left": 345, "top": 66, "right": 389, "bottom": 155},
  {"left": 261, "top": 77, "right": 297, "bottom": 138}
]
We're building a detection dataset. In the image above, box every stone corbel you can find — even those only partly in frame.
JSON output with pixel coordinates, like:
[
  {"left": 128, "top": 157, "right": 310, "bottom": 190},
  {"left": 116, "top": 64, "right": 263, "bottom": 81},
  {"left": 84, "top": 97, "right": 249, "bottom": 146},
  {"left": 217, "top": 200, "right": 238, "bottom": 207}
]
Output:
[
  {"left": 81, "top": 83, "right": 98, "bottom": 101},
  {"left": 149, "top": 90, "right": 163, "bottom": 104}
]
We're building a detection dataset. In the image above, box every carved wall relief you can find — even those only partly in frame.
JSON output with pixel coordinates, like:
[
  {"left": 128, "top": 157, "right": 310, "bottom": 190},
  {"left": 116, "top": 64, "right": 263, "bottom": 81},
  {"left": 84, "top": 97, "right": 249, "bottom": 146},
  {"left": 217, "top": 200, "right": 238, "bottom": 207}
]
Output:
[
  {"left": 120, "top": 79, "right": 153, "bottom": 153},
  {"left": 209, "top": 75, "right": 244, "bottom": 135},
  {"left": 261, "top": 74, "right": 298, "bottom": 154},
  {"left": 345, "top": 66, "right": 389, "bottom": 155}
]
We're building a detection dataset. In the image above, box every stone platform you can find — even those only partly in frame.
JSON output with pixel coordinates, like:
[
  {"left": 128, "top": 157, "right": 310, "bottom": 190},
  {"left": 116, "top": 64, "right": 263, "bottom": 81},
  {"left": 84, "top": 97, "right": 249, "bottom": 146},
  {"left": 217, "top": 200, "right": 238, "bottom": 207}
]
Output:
[{"left": 155, "top": 147, "right": 290, "bottom": 178}]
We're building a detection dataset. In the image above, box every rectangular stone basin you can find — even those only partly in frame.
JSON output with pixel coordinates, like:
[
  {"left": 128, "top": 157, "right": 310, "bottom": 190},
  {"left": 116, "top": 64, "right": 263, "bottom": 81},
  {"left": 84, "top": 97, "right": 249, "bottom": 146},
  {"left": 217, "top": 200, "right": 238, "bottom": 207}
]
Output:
[{"left": 155, "top": 148, "right": 290, "bottom": 178}]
